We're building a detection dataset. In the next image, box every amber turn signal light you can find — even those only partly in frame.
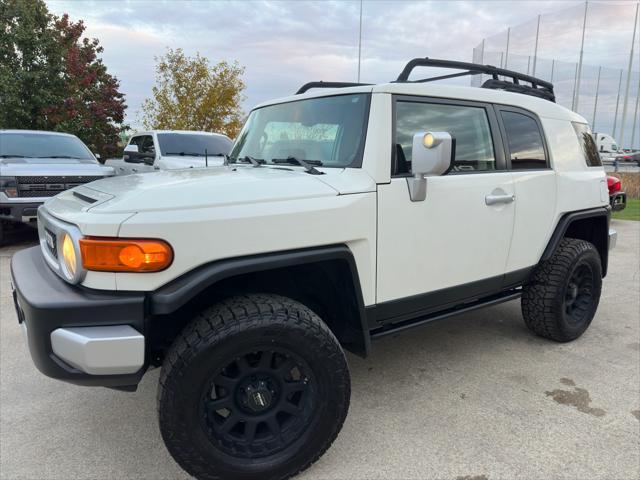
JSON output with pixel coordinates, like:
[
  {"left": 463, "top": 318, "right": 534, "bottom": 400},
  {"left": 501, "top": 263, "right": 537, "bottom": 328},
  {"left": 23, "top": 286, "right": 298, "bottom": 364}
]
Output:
[{"left": 79, "top": 237, "right": 173, "bottom": 272}]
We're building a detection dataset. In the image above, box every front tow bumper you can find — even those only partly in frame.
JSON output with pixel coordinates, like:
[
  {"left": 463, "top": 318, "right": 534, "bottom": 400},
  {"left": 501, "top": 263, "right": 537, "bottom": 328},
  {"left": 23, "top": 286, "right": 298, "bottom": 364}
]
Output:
[{"left": 10, "top": 246, "right": 148, "bottom": 388}]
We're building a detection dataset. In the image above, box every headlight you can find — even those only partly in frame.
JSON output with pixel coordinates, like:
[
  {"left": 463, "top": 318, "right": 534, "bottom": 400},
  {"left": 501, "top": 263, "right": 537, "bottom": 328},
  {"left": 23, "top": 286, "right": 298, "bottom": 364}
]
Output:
[
  {"left": 0, "top": 176, "right": 18, "bottom": 197},
  {"left": 61, "top": 233, "right": 77, "bottom": 279},
  {"left": 59, "top": 233, "right": 80, "bottom": 283}
]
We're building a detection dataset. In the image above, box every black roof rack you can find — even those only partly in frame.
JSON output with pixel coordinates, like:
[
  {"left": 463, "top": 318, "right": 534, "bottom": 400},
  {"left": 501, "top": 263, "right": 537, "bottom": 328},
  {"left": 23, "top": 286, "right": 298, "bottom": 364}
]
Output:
[
  {"left": 295, "top": 57, "right": 555, "bottom": 102},
  {"left": 395, "top": 57, "right": 555, "bottom": 102},
  {"left": 296, "top": 81, "right": 372, "bottom": 95}
]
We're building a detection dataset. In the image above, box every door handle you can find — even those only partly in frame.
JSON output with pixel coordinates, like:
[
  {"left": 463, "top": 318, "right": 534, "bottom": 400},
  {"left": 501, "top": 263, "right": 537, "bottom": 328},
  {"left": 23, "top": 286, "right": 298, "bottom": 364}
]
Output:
[
  {"left": 131, "top": 168, "right": 138, "bottom": 173},
  {"left": 485, "top": 193, "right": 515, "bottom": 206}
]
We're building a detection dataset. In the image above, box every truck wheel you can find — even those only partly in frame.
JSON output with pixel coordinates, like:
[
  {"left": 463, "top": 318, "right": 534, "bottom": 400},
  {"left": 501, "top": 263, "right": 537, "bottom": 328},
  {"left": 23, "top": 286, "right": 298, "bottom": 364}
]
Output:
[
  {"left": 522, "top": 238, "right": 602, "bottom": 342},
  {"left": 157, "top": 294, "right": 350, "bottom": 480}
]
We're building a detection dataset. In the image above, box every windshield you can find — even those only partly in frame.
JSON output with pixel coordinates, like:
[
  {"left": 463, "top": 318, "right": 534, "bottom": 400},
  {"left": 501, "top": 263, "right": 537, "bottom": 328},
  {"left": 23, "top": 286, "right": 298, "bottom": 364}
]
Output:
[
  {"left": 0, "top": 132, "right": 95, "bottom": 160},
  {"left": 157, "top": 133, "right": 232, "bottom": 156},
  {"left": 229, "top": 93, "right": 370, "bottom": 168}
]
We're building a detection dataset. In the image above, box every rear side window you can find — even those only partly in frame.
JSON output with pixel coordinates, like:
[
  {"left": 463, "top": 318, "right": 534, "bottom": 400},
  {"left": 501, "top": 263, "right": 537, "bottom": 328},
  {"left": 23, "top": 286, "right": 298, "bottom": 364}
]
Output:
[
  {"left": 573, "top": 123, "right": 602, "bottom": 167},
  {"left": 395, "top": 102, "right": 496, "bottom": 174},
  {"left": 500, "top": 111, "right": 547, "bottom": 169}
]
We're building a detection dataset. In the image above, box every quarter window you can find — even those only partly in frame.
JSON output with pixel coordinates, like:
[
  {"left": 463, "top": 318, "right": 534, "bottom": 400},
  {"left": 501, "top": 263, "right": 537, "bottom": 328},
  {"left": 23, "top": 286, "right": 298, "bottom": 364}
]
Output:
[
  {"left": 500, "top": 111, "right": 547, "bottom": 169},
  {"left": 572, "top": 123, "right": 602, "bottom": 167},
  {"left": 394, "top": 102, "right": 496, "bottom": 175}
]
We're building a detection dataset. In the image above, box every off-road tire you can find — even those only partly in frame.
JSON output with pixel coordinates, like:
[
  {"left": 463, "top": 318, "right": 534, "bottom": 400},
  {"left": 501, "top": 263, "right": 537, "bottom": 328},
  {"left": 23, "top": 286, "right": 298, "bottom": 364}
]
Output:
[
  {"left": 522, "top": 237, "right": 602, "bottom": 342},
  {"left": 157, "top": 294, "right": 351, "bottom": 480}
]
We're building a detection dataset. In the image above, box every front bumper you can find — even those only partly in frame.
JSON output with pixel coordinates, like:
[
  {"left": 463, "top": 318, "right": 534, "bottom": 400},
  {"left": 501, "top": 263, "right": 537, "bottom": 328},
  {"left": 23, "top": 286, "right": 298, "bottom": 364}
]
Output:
[
  {"left": 0, "top": 201, "right": 42, "bottom": 224},
  {"left": 609, "top": 192, "right": 626, "bottom": 212},
  {"left": 10, "top": 246, "right": 147, "bottom": 388}
]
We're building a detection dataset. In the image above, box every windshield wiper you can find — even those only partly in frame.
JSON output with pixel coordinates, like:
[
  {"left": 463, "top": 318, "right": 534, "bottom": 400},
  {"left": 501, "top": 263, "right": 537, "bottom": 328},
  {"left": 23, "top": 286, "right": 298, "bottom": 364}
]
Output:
[
  {"left": 164, "top": 151, "right": 205, "bottom": 157},
  {"left": 34, "top": 155, "right": 85, "bottom": 159},
  {"left": 272, "top": 157, "right": 324, "bottom": 175},
  {"left": 0, "top": 154, "right": 27, "bottom": 158},
  {"left": 237, "top": 155, "right": 265, "bottom": 167}
]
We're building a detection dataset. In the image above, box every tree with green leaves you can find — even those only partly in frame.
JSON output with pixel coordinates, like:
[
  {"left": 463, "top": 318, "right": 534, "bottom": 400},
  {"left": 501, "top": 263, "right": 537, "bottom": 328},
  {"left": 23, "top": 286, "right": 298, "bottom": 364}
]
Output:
[
  {"left": 0, "top": 0, "right": 126, "bottom": 157},
  {"left": 141, "top": 49, "right": 245, "bottom": 138}
]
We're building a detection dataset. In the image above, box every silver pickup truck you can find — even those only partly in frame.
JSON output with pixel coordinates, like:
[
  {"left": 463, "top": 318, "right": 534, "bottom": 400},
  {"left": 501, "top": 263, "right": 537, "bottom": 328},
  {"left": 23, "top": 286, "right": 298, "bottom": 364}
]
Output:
[{"left": 0, "top": 130, "right": 113, "bottom": 245}]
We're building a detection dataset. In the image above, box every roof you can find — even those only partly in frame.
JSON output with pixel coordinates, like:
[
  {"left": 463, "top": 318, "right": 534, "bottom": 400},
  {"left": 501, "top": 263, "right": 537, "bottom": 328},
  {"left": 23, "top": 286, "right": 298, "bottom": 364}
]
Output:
[
  {"left": 0, "top": 129, "right": 76, "bottom": 137},
  {"left": 255, "top": 82, "right": 586, "bottom": 123}
]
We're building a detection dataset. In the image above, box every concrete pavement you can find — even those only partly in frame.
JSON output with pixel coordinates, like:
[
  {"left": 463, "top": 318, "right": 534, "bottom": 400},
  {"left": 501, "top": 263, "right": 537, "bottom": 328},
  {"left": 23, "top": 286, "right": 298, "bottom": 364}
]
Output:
[{"left": 1, "top": 220, "right": 638, "bottom": 480}]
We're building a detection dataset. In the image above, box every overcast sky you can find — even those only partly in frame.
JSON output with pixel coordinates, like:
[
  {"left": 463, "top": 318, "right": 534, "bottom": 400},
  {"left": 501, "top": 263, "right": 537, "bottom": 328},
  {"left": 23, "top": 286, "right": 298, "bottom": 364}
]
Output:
[{"left": 46, "top": 0, "right": 639, "bottom": 144}]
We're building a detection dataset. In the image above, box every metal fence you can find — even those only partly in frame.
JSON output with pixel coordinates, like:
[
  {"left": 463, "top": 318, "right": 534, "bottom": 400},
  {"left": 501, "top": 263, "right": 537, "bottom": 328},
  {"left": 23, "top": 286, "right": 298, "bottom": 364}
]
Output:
[{"left": 472, "top": 1, "right": 639, "bottom": 150}]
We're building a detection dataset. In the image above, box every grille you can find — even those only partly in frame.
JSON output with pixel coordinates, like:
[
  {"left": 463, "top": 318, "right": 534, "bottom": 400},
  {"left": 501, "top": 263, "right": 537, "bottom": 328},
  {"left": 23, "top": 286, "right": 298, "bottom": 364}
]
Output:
[
  {"left": 17, "top": 175, "right": 104, "bottom": 198},
  {"left": 18, "top": 190, "right": 59, "bottom": 197},
  {"left": 17, "top": 176, "right": 104, "bottom": 184}
]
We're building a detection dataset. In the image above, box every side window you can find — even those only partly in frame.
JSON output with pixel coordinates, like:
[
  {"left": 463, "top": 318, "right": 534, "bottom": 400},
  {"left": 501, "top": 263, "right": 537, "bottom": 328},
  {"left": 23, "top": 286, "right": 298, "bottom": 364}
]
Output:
[
  {"left": 572, "top": 123, "right": 602, "bottom": 167},
  {"left": 128, "top": 136, "right": 142, "bottom": 149},
  {"left": 139, "top": 136, "right": 156, "bottom": 156},
  {"left": 394, "top": 101, "right": 496, "bottom": 175},
  {"left": 500, "top": 111, "right": 547, "bottom": 169}
]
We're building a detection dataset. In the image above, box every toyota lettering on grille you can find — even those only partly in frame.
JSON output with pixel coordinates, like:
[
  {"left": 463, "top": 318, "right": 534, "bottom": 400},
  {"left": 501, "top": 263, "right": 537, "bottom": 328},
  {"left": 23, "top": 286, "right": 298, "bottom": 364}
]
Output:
[{"left": 44, "top": 228, "right": 57, "bottom": 258}]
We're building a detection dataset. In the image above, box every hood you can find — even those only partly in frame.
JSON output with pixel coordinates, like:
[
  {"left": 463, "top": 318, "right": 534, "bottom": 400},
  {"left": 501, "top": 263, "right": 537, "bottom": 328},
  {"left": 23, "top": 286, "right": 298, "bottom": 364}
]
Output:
[
  {"left": 0, "top": 157, "right": 112, "bottom": 176},
  {"left": 80, "top": 166, "right": 346, "bottom": 214},
  {"left": 159, "top": 154, "right": 226, "bottom": 169}
]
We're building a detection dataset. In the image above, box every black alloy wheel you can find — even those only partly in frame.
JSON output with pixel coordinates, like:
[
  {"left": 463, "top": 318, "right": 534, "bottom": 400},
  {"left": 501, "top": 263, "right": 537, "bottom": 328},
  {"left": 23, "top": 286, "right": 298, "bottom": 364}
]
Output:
[
  {"left": 201, "top": 348, "right": 316, "bottom": 459},
  {"left": 563, "top": 262, "right": 596, "bottom": 325}
]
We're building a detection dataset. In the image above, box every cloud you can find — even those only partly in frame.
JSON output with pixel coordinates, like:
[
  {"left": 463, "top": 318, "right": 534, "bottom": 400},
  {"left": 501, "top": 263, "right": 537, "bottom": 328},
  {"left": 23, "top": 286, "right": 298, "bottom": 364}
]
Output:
[{"left": 45, "top": 0, "right": 639, "bottom": 145}]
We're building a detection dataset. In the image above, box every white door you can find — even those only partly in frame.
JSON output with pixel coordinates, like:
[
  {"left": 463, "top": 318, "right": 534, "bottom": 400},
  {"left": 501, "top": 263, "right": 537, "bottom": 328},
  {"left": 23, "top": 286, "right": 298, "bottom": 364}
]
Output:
[{"left": 376, "top": 98, "right": 515, "bottom": 316}]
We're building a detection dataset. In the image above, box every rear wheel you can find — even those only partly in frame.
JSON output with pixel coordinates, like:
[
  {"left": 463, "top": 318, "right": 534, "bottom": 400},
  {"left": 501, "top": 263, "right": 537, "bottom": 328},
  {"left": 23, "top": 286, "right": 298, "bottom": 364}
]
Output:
[
  {"left": 158, "top": 294, "right": 350, "bottom": 480},
  {"left": 521, "top": 238, "right": 602, "bottom": 341}
]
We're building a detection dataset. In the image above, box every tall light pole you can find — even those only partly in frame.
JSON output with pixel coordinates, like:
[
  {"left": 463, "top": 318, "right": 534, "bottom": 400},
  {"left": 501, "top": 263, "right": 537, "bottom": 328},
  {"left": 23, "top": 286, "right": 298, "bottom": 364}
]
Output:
[
  {"left": 619, "top": 2, "right": 639, "bottom": 149},
  {"left": 532, "top": 15, "right": 541, "bottom": 76},
  {"left": 357, "top": 0, "right": 363, "bottom": 82},
  {"left": 504, "top": 27, "right": 510, "bottom": 69},
  {"left": 573, "top": 1, "right": 589, "bottom": 112},
  {"left": 612, "top": 69, "right": 623, "bottom": 139},
  {"left": 631, "top": 74, "right": 640, "bottom": 149},
  {"left": 591, "top": 66, "right": 601, "bottom": 130}
]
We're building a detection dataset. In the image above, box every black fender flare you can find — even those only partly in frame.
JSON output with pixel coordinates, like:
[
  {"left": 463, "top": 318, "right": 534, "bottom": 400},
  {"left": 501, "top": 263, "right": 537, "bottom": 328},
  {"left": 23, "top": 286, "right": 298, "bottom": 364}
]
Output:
[
  {"left": 541, "top": 206, "right": 611, "bottom": 276},
  {"left": 149, "top": 244, "right": 371, "bottom": 355}
]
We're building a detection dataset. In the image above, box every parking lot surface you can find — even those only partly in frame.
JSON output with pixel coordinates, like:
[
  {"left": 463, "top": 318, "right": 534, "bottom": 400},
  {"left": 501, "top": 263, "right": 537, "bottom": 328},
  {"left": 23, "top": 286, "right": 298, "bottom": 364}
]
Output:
[{"left": 1, "top": 220, "right": 639, "bottom": 480}]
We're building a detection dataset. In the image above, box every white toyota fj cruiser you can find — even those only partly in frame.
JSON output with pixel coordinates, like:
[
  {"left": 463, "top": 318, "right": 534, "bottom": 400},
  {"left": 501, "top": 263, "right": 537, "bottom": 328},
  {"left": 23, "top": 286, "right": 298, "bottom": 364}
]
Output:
[{"left": 11, "top": 58, "right": 616, "bottom": 480}]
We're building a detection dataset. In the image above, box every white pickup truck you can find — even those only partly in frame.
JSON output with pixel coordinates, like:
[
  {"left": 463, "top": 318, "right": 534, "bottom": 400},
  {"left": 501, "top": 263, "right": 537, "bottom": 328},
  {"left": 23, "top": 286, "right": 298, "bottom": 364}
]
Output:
[{"left": 105, "top": 130, "right": 232, "bottom": 175}]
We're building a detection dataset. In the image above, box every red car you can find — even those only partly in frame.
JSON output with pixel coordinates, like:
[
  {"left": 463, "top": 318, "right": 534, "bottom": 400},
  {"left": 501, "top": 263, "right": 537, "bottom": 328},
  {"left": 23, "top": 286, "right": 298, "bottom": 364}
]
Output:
[{"left": 607, "top": 175, "right": 626, "bottom": 211}]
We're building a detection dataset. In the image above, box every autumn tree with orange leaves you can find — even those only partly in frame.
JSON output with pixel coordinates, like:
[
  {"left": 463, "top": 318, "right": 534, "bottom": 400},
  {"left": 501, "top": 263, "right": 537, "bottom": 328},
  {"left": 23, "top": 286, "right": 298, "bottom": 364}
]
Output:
[{"left": 141, "top": 49, "right": 245, "bottom": 138}]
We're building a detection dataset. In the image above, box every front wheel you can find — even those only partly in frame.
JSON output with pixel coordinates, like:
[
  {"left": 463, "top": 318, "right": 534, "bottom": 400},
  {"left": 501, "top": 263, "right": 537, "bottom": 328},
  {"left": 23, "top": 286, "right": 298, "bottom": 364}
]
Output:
[
  {"left": 157, "top": 294, "right": 350, "bottom": 480},
  {"left": 521, "top": 238, "right": 602, "bottom": 342}
]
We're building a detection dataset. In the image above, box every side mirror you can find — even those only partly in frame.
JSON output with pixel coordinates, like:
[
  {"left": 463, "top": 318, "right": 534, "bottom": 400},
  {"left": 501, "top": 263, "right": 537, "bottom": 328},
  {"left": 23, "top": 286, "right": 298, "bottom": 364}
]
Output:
[
  {"left": 123, "top": 144, "right": 140, "bottom": 163},
  {"left": 407, "top": 131, "right": 454, "bottom": 201}
]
